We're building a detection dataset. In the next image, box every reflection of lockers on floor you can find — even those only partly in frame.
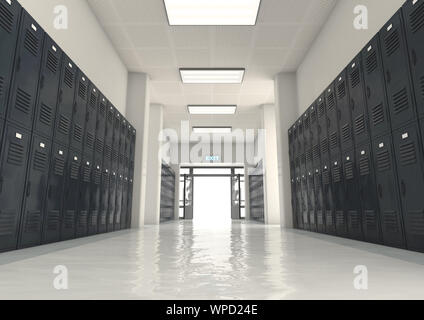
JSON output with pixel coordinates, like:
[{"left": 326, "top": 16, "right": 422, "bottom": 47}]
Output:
[
  {"left": 160, "top": 163, "right": 176, "bottom": 223},
  {"left": 249, "top": 161, "right": 265, "bottom": 223},
  {"left": 288, "top": 2, "right": 424, "bottom": 253},
  {"left": 0, "top": 0, "right": 136, "bottom": 253}
]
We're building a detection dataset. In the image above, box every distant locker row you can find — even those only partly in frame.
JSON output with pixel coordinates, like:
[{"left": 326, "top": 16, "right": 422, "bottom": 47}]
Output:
[
  {"left": 288, "top": 1, "right": 424, "bottom": 253},
  {"left": 0, "top": 0, "right": 136, "bottom": 252}
]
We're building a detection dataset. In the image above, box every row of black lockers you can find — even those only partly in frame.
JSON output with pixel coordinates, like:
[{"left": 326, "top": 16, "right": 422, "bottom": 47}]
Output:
[
  {"left": 249, "top": 161, "right": 264, "bottom": 222},
  {"left": 160, "top": 164, "right": 175, "bottom": 222},
  {"left": 0, "top": 0, "right": 136, "bottom": 252},
  {"left": 288, "top": 0, "right": 424, "bottom": 253}
]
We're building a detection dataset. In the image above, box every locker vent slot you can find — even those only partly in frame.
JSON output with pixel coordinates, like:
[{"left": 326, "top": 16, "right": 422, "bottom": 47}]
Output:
[
  {"left": 24, "top": 30, "right": 39, "bottom": 57},
  {"left": 58, "top": 115, "right": 70, "bottom": 135},
  {"left": 366, "top": 51, "right": 377, "bottom": 74},
  {"left": 100, "top": 212, "right": 107, "bottom": 225},
  {"left": 325, "top": 211, "right": 333, "bottom": 225},
  {"left": 64, "top": 210, "right": 75, "bottom": 228},
  {"left": 318, "top": 101, "right": 325, "bottom": 118},
  {"left": 311, "top": 109, "right": 317, "bottom": 123},
  {"left": 90, "top": 93, "right": 97, "bottom": 109},
  {"left": 7, "top": 142, "right": 24, "bottom": 166},
  {"left": 365, "top": 211, "right": 377, "bottom": 230},
  {"left": 344, "top": 161, "right": 354, "bottom": 180},
  {"left": 0, "top": 3, "right": 13, "bottom": 33},
  {"left": 73, "top": 124, "right": 82, "bottom": 142},
  {"left": 64, "top": 67, "right": 74, "bottom": 88},
  {"left": 104, "top": 144, "right": 112, "bottom": 160},
  {"left": 95, "top": 138, "right": 104, "bottom": 154},
  {"left": 39, "top": 103, "right": 52, "bottom": 126},
  {"left": 350, "top": 68, "right": 360, "bottom": 88},
  {"left": 93, "top": 169, "right": 101, "bottom": 185},
  {"left": 321, "top": 138, "right": 328, "bottom": 153},
  {"left": 70, "top": 160, "right": 79, "bottom": 180},
  {"left": 54, "top": 157, "right": 65, "bottom": 176},
  {"left": 33, "top": 150, "right": 47, "bottom": 171},
  {"left": 337, "top": 82, "right": 346, "bottom": 99},
  {"left": 399, "top": 142, "right": 417, "bottom": 166},
  {"left": 410, "top": 1, "right": 424, "bottom": 34},
  {"left": 107, "top": 110, "right": 113, "bottom": 121},
  {"left": 15, "top": 88, "right": 31, "bottom": 115},
  {"left": 327, "top": 93, "right": 335, "bottom": 110},
  {"left": 0, "top": 76, "right": 4, "bottom": 97},
  {"left": 392, "top": 88, "right": 409, "bottom": 114},
  {"left": 349, "top": 211, "right": 361, "bottom": 229},
  {"left": 312, "top": 144, "right": 320, "bottom": 162},
  {"left": 354, "top": 114, "right": 365, "bottom": 135},
  {"left": 372, "top": 104, "right": 384, "bottom": 125},
  {"left": 86, "top": 132, "right": 94, "bottom": 151},
  {"left": 336, "top": 211, "right": 345, "bottom": 225},
  {"left": 78, "top": 211, "right": 88, "bottom": 228},
  {"left": 306, "top": 149, "right": 312, "bottom": 163},
  {"left": 376, "top": 150, "right": 390, "bottom": 172},
  {"left": 102, "top": 171, "right": 109, "bottom": 182},
  {"left": 90, "top": 211, "right": 98, "bottom": 225},
  {"left": 384, "top": 29, "right": 400, "bottom": 57},
  {"left": 383, "top": 211, "right": 400, "bottom": 233},
  {"left": 46, "top": 210, "right": 60, "bottom": 231},
  {"left": 332, "top": 166, "right": 341, "bottom": 183},
  {"left": 408, "top": 211, "right": 424, "bottom": 234},
  {"left": 342, "top": 124, "right": 351, "bottom": 143},
  {"left": 78, "top": 81, "right": 87, "bottom": 99},
  {"left": 330, "top": 132, "right": 338, "bottom": 149},
  {"left": 46, "top": 51, "right": 58, "bottom": 74},
  {"left": 99, "top": 101, "right": 106, "bottom": 115},
  {"left": 25, "top": 211, "right": 41, "bottom": 233},
  {"left": 304, "top": 116, "right": 310, "bottom": 129},
  {"left": 82, "top": 165, "right": 90, "bottom": 183},
  {"left": 359, "top": 157, "right": 370, "bottom": 176},
  {"left": 0, "top": 211, "right": 15, "bottom": 236}
]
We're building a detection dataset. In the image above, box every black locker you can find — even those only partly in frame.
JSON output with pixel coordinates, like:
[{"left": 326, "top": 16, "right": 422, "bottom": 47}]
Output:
[
  {"left": 114, "top": 173, "right": 123, "bottom": 230},
  {"left": 126, "top": 177, "right": 133, "bottom": 229},
  {"left": 393, "top": 124, "right": 424, "bottom": 252},
  {"left": 348, "top": 55, "right": 371, "bottom": 145},
  {"left": 83, "top": 83, "right": 98, "bottom": 155},
  {"left": 288, "top": 128, "right": 294, "bottom": 161},
  {"left": 335, "top": 70, "right": 354, "bottom": 151},
  {"left": 88, "top": 161, "right": 101, "bottom": 235},
  {"left": 403, "top": 0, "right": 424, "bottom": 117},
  {"left": 19, "top": 134, "right": 51, "bottom": 248},
  {"left": 314, "top": 167, "right": 325, "bottom": 233},
  {"left": 43, "top": 143, "right": 67, "bottom": 243},
  {"left": 105, "top": 103, "right": 114, "bottom": 146},
  {"left": 310, "top": 103, "right": 319, "bottom": 149},
  {"left": 356, "top": 143, "right": 382, "bottom": 244},
  {"left": 61, "top": 149, "right": 81, "bottom": 240},
  {"left": 379, "top": 10, "right": 416, "bottom": 130},
  {"left": 325, "top": 84, "right": 340, "bottom": 157},
  {"left": 120, "top": 176, "right": 128, "bottom": 229},
  {"left": 0, "top": 124, "right": 30, "bottom": 251},
  {"left": 76, "top": 155, "right": 91, "bottom": 238},
  {"left": 54, "top": 55, "right": 76, "bottom": 145},
  {"left": 372, "top": 135, "right": 405, "bottom": 248},
  {"left": 97, "top": 167, "right": 110, "bottom": 234},
  {"left": 120, "top": 118, "right": 127, "bottom": 155},
  {"left": 296, "top": 118, "right": 304, "bottom": 157},
  {"left": 94, "top": 95, "right": 107, "bottom": 163},
  {"left": 70, "top": 71, "right": 88, "bottom": 151},
  {"left": 321, "top": 161, "right": 335, "bottom": 234},
  {"left": 107, "top": 171, "right": 117, "bottom": 232},
  {"left": 129, "top": 127, "right": 136, "bottom": 175},
  {"left": 0, "top": 0, "right": 21, "bottom": 120},
  {"left": 7, "top": 11, "right": 43, "bottom": 130},
  {"left": 361, "top": 35, "right": 392, "bottom": 138},
  {"left": 33, "top": 35, "right": 62, "bottom": 138},
  {"left": 292, "top": 124, "right": 298, "bottom": 158},
  {"left": 295, "top": 175, "right": 303, "bottom": 230},
  {"left": 331, "top": 154, "right": 347, "bottom": 237},
  {"left": 317, "top": 95, "right": 329, "bottom": 161},
  {"left": 303, "top": 110, "right": 311, "bottom": 153},
  {"left": 306, "top": 169, "right": 316, "bottom": 232},
  {"left": 342, "top": 149, "right": 363, "bottom": 240}
]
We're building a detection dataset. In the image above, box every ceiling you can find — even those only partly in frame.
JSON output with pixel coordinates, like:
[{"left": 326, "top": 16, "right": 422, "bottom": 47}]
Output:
[{"left": 87, "top": 0, "right": 337, "bottom": 131}]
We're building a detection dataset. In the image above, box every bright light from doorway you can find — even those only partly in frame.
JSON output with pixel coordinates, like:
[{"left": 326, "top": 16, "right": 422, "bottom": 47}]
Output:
[
  {"left": 192, "top": 127, "right": 232, "bottom": 134},
  {"left": 188, "top": 105, "right": 237, "bottom": 115},
  {"left": 164, "top": 0, "right": 261, "bottom": 26},
  {"left": 180, "top": 69, "right": 245, "bottom": 84}
]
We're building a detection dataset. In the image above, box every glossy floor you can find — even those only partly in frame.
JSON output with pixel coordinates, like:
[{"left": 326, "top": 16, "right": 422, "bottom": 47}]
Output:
[{"left": 0, "top": 221, "right": 424, "bottom": 300}]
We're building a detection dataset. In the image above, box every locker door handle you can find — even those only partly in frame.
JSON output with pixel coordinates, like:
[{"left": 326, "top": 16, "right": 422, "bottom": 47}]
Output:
[
  {"left": 401, "top": 180, "right": 406, "bottom": 197},
  {"left": 378, "top": 184, "right": 382, "bottom": 198},
  {"left": 412, "top": 49, "right": 417, "bottom": 66},
  {"left": 366, "top": 86, "right": 371, "bottom": 99},
  {"left": 26, "top": 181, "right": 31, "bottom": 197},
  {"left": 386, "top": 70, "right": 391, "bottom": 84}
]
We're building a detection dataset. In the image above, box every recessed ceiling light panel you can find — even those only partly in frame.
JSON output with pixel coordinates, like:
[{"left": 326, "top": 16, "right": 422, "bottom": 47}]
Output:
[
  {"left": 164, "top": 0, "right": 261, "bottom": 26},
  {"left": 192, "top": 127, "right": 232, "bottom": 134},
  {"left": 180, "top": 69, "right": 245, "bottom": 84},
  {"left": 188, "top": 105, "right": 237, "bottom": 115}
]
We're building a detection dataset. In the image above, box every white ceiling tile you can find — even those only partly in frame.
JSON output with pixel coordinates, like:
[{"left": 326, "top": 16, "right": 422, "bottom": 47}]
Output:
[
  {"left": 239, "top": 94, "right": 273, "bottom": 107},
  {"left": 243, "top": 66, "right": 279, "bottom": 81},
  {"left": 176, "top": 49, "right": 211, "bottom": 67},
  {"left": 151, "top": 82, "right": 184, "bottom": 96},
  {"left": 126, "top": 25, "right": 170, "bottom": 48},
  {"left": 212, "top": 94, "right": 240, "bottom": 105},
  {"left": 103, "top": 25, "right": 133, "bottom": 49},
  {"left": 241, "top": 81, "right": 274, "bottom": 95},
  {"left": 142, "top": 67, "right": 180, "bottom": 81},
  {"left": 87, "top": 0, "right": 121, "bottom": 25},
  {"left": 112, "top": 0, "right": 167, "bottom": 25},
  {"left": 255, "top": 25, "right": 300, "bottom": 48},
  {"left": 185, "top": 94, "right": 213, "bottom": 105},
  {"left": 257, "top": 0, "right": 313, "bottom": 25},
  {"left": 304, "top": 0, "right": 338, "bottom": 25},
  {"left": 117, "top": 49, "right": 142, "bottom": 68},
  {"left": 215, "top": 26, "right": 255, "bottom": 47},
  {"left": 250, "top": 48, "right": 288, "bottom": 66},
  {"left": 183, "top": 84, "right": 213, "bottom": 96},
  {"left": 213, "top": 84, "right": 242, "bottom": 95},
  {"left": 213, "top": 47, "right": 250, "bottom": 67},
  {"left": 137, "top": 49, "right": 175, "bottom": 67},
  {"left": 169, "top": 27, "right": 210, "bottom": 48}
]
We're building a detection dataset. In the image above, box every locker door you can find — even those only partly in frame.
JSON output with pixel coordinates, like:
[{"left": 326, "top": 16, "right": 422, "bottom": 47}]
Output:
[
  {"left": 120, "top": 176, "right": 128, "bottom": 229},
  {"left": 303, "top": 110, "right": 311, "bottom": 153},
  {"left": 120, "top": 119, "right": 127, "bottom": 155},
  {"left": 114, "top": 173, "right": 123, "bottom": 230},
  {"left": 43, "top": 143, "right": 67, "bottom": 243},
  {"left": 125, "top": 123, "right": 132, "bottom": 159},
  {"left": 335, "top": 70, "right": 354, "bottom": 151},
  {"left": 33, "top": 36, "right": 62, "bottom": 138},
  {"left": 342, "top": 149, "right": 363, "bottom": 240},
  {"left": 7, "top": 11, "right": 43, "bottom": 129},
  {"left": 356, "top": 143, "right": 382, "bottom": 244},
  {"left": 307, "top": 170, "right": 316, "bottom": 232},
  {"left": 310, "top": 103, "right": 319, "bottom": 149},
  {"left": 331, "top": 154, "right": 347, "bottom": 237},
  {"left": 317, "top": 94, "right": 328, "bottom": 139},
  {"left": 70, "top": 71, "right": 88, "bottom": 151},
  {"left": 288, "top": 128, "right": 294, "bottom": 161},
  {"left": 321, "top": 161, "right": 335, "bottom": 234},
  {"left": 379, "top": 10, "right": 416, "bottom": 130},
  {"left": 372, "top": 135, "right": 405, "bottom": 248},
  {"left": 19, "top": 135, "right": 51, "bottom": 248},
  {"left": 126, "top": 178, "right": 133, "bottom": 229},
  {"left": 361, "top": 35, "right": 392, "bottom": 138},
  {"left": 94, "top": 95, "right": 107, "bottom": 164},
  {"left": 83, "top": 84, "right": 98, "bottom": 155},
  {"left": 393, "top": 124, "right": 424, "bottom": 252},
  {"left": 300, "top": 153, "right": 309, "bottom": 230},
  {"left": 97, "top": 167, "right": 110, "bottom": 234},
  {"left": 290, "top": 176, "right": 297, "bottom": 229},
  {"left": 314, "top": 167, "right": 325, "bottom": 233},
  {"left": 61, "top": 149, "right": 81, "bottom": 240},
  {"left": 54, "top": 55, "right": 76, "bottom": 145},
  {"left": 88, "top": 162, "right": 101, "bottom": 235},
  {"left": 326, "top": 84, "right": 340, "bottom": 157},
  {"left": 107, "top": 171, "right": 117, "bottom": 232},
  {"left": 348, "top": 55, "right": 370, "bottom": 146},
  {"left": 403, "top": 0, "right": 424, "bottom": 117},
  {"left": 296, "top": 118, "right": 304, "bottom": 157},
  {"left": 104, "top": 103, "right": 114, "bottom": 147},
  {"left": 76, "top": 155, "right": 91, "bottom": 238},
  {"left": 0, "top": 0, "right": 21, "bottom": 120},
  {"left": 292, "top": 124, "right": 298, "bottom": 158},
  {"left": 130, "top": 127, "right": 136, "bottom": 169},
  {"left": 295, "top": 176, "right": 303, "bottom": 229},
  {"left": 0, "top": 124, "right": 30, "bottom": 251}
]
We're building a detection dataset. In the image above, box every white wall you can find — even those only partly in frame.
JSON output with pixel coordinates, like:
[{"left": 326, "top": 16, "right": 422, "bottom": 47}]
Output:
[
  {"left": 20, "top": 0, "right": 128, "bottom": 114},
  {"left": 296, "top": 0, "right": 406, "bottom": 113}
]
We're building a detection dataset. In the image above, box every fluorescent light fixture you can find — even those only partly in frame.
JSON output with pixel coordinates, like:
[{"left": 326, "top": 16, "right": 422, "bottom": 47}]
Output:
[
  {"left": 192, "top": 127, "right": 232, "bottom": 134},
  {"left": 164, "top": 0, "right": 261, "bottom": 26},
  {"left": 180, "top": 69, "right": 245, "bottom": 84},
  {"left": 188, "top": 105, "right": 237, "bottom": 115}
]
